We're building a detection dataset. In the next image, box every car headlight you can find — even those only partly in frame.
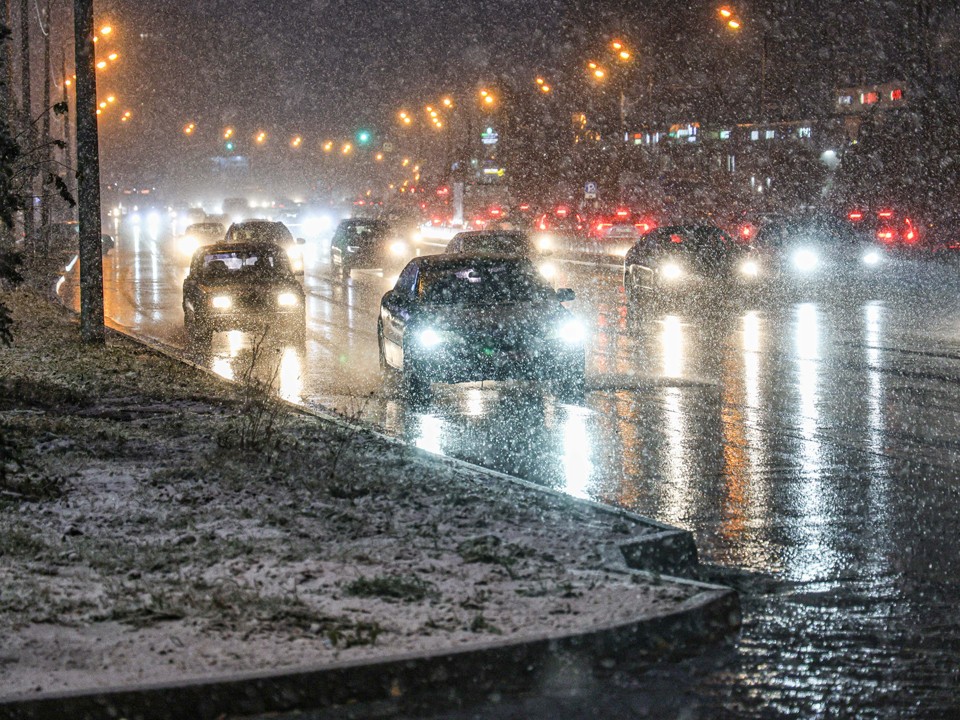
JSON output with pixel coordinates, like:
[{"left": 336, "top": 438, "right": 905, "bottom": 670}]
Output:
[
  {"left": 301, "top": 215, "right": 332, "bottom": 237},
  {"left": 286, "top": 245, "right": 302, "bottom": 259},
  {"left": 277, "top": 292, "right": 299, "bottom": 306},
  {"left": 556, "top": 318, "right": 586, "bottom": 344},
  {"left": 740, "top": 260, "right": 760, "bottom": 277},
  {"left": 417, "top": 327, "right": 444, "bottom": 348},
  {"left": 537, "top": 234, "right": 553, "bottom": 252},
  {"left": 538, "top": 261, "right": 556, "bottom": 280},
  {"left": 792, "top": 249, "right": 818, "bottom": 272},
  {"left": 180, "top": 235, "right": 199, "bottom": 256},
  {"left": 211, "top": 295, "right": 232, "bottom": 309},
  {"left": 660, "top": 262, "right": 683, "bottom": 280},
  {"left": 389, "top": 240, "right": 408, "bottom": 256},
  {"left": 862, "top": 250, "right": 881, "bottom": 266}
]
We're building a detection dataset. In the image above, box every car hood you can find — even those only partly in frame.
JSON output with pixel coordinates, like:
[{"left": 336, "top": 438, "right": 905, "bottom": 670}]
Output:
[{"left": 415, "top": 300, "right": 569, "bottom": 339}]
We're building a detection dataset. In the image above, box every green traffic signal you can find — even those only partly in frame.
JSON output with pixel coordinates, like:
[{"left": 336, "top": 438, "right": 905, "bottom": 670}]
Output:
[
  {"left": 225, "top": 141, "right": 235, "bottom": 152},
  {"left": 356, "top": 130, "right": 372, "bottom": 145}
]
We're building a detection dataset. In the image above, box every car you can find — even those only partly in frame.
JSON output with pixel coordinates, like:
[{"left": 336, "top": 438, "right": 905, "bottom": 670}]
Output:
[
  {"left": 329, "top": 218, "right": 409, "bottom": 279},
  {"left": 181, "top": 241, "right": 305, "bottom": 345},
  {"left": 49, "top": 221, "right": 114, "bottom": 258},
  {"left": 444, "top": 230, "right": 537, "bottom": 256},
  {"left": 589, "top": 207, "right": 657, "bottom": 257},
  {"left": 225, "top": 220, "right": 306, "bottom": 275},
  {"left": 845, "top": 206, "right": 924, "bottom": 252},
  {"left": 177, "top": 222, "right": 226, "bottom": 258},
  {"left": 623, "top": 224, "right": 761, "bottom": 305},
  {"left": 377, "top": 254, "right": 586, "bottom": 399},
  {"left": 532, "top": 205, "right": 586, "bottom": 253},
  {"left": 445, "top": 230, "right": 558, "bottom": 280},
  {"left": 754, "top": 211, "right": 892, "bottom": 282}
]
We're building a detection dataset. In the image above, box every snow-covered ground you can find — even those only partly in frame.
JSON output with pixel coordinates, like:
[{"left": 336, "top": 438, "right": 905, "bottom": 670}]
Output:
[{"left": 0, "top": 288, "right": 696, "bottom": 698}]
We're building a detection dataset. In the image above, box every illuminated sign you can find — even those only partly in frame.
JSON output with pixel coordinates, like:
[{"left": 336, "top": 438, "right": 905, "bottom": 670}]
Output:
[{"left": 481, "top": 127, "right": 499, "bottom": 145}]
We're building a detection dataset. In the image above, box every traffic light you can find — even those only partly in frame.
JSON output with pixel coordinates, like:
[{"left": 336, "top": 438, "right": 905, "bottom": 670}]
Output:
[
  {"left": 225, "top": 141, "right": 235, "bottom": 153},
  {"left": 356, "top": 129, "right": 372, "bottom": 145}
]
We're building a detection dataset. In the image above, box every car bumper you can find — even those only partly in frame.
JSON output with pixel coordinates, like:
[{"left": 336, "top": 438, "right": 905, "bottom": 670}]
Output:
[{"left": 409, "top": 344, "right": 583, "bottom": 384}]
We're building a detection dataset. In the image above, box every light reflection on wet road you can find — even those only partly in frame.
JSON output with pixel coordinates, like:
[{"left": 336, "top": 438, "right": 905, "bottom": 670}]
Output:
[{"left": 62, "top": 223, "right": 960, "bottom": 717}]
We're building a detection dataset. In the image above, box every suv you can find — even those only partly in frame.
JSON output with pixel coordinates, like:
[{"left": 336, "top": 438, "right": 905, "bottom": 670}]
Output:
[
  {"left": 329, "top": 218, "right": 408, "bottom": 279},
  {"left": 225, "top": 220, "right": 305, "bottom": 274}
]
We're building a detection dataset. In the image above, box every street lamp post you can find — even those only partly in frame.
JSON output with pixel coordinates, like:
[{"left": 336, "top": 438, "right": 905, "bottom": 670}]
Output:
[{"left": 73, "top": 0, "right": 104, "bottom": 344}]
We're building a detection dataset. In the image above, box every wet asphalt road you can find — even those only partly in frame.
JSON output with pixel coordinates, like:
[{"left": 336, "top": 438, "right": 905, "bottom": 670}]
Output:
[{"left": 60, "top": 221, "right": 960, "bottom": 718}]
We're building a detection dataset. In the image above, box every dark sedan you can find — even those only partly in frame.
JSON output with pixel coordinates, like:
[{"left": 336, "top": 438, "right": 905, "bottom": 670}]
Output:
[
  {"left": 378, "top": 255, "right": 586, "bottom": 399},
  {"left": 753, "top": 212, "right": 892, "bottom": 282},
  {"left": 182, "top": 242, "right": 305, "bottom": 344},
  {"left": 623, "top": 224, "right": 761, "bottom": 304},
  {"left": 330, "top": 218, "right": 409, "bottom": 279}
]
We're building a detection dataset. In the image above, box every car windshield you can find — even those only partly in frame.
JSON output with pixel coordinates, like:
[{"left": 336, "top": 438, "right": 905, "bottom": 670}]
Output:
[
  {"left": 199, "top": 249, "right": 291, "bottom": 277},
  {"left": 344, "top": 222, "right": 389, "bottom": 240},
  {"left": 457, "top": 234, "right": 530, "bottom": 254},
  {"left": 230, "top": 223, "right": 292, "bottom": 244},
  {"left": 418, "top": 262, "right": 554, "bottom": 305}
]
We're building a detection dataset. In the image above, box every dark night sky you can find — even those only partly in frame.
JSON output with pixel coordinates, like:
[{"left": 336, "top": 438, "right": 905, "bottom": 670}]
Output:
[{"left": 86, "top": 0, "right": 957, "bottom": 171}]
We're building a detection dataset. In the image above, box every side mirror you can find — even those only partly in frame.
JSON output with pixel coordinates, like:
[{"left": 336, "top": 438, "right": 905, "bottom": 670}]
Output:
[
  {"left": 556, "top": 287, "right": 575, "bottom": 302},
  {"left": 296, "top": 237, "right": 306, "bottom": 245}
]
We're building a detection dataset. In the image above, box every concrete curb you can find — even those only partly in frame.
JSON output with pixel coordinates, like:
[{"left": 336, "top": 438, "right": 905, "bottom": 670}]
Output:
[{"left": 0, "top": 584, "right": 738, "bottom": 720}]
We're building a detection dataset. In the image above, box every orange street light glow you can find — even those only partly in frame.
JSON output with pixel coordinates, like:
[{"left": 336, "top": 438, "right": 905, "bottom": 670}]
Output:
[
  {"left": 323, "top": 140, "right": 333, "bottom": 151},
  {"left": 593, "top": 68, "right": 606, "bottom": 79},
  {"left": 540, "top": 84, "right": 551, "bottom": 93},
  {"left": 341, "top": 142, "right": 352, "bottom": 154},
  {"left": 619, "top": 50, "right": 631, "bottom": 61},
  {"left": 106, "top": 95, "right": 116, "bottom": 103},
  {"left": 255, "top": 131, "right": 267, "bottom": 143},
  {"left": 611, "top": 40, "right": 623, "bottom": 50},
  {"left": 108, "top": 52, "right": 118, "bottom": 61},
  {"left": 290, "top": 135, "right": 302, "bottom": 148},
  {"left": 64, "top": 79, "right": 72, "bottom": 87},
  {"left": 96, "top": 61, "right": 107, "bottom": 69},
  {"left": 719, "top": 7, "right": 733, "bottom": 17},
  {"left": 223, "top": 127, "right": 233, "bottom": 139},
  {"left": 483, "top": 95, "right": 494, "bottom": 105},
  {"left": 728, "top": 19, "right": 741, "bottom": 28},
  {"left": 402, "top": 158, "right": 410, "bottom": 166},
  {"left": 442, "top": 97, "right": 453, "bottom": 107},
  {"left": 375, "top": 152, "right": 384, "bottom": 161},
  {"left": 100, "top": 25, "right": 112, "bottom": 34},
  {"left": 98, "top": 101, "right": 107, "bottom": 108}
]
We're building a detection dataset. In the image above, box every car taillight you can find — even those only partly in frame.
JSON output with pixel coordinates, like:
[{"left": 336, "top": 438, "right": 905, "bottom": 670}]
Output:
[
  {"left": 877, "top": 209, "right": 894, "bottom": 220},
  {"left": 596, "top": 222, "right": 611, "bottom": 232},
  {"left": 848, "top": 210, "right": 864, "bottom": 222},
  {"left": 556, "top": 206, "right": 569, "bottom": 217},
  {"left": 616, "top": 209, "right": 630, "bottom": 218},
  {"left": 740, "top": 224, "right": 755, "bottom": 239},
  {"left": 877, "top": 228, "right": 896, "bottom": 243}
]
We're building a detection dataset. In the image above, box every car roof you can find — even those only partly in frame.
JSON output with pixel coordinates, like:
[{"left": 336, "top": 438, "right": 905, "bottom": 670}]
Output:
[
  {"left": 196, "top": 241, "right": 286, "bottom": 255},
  {"left": 452, "top": 230, "right": 527, "bottom": 239}
]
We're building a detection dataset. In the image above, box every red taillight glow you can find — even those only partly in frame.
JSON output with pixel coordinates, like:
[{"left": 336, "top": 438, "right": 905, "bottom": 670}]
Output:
[
  {"left": 670, "top": 234, "right": 683, "bottom": 243},
  {"left": 596, "top": 222, "right": 611, "bottom": 231},
  {"left": 877, "top": 209, "right": 894, "bottom": 219},
  {"left": 555, "top": 206, "right": 569, "bottom": 217},
  {"left": 877, "top": 229, "right": 896, "bottom": 243},
  {"left": 489, "top": 207, "right": 502, "bottom": 216},
  {"left": 519, "top": 203, "right": 530, "bottom": 211},
  {"left": 616, "top": 209, "right": 630, "bottom": 217},
  {"left": 848, "top": 211, "right": 864, "bottom": 221},
  {"left": 740, "top": 224, "right": 754, "bottom": 238}
]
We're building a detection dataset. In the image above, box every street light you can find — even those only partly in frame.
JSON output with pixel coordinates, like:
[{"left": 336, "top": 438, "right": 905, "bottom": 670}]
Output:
[
  {"left": 223, "top": 127, "right": 234, "bottom": 139},
  {"left": 255, "top": 130, "right": 267, "bottom": 144}
]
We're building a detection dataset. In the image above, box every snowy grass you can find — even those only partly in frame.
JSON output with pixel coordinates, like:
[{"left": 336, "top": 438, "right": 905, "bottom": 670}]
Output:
[{"left": 0, "top": 287, "right": 697, "bottom": 697}]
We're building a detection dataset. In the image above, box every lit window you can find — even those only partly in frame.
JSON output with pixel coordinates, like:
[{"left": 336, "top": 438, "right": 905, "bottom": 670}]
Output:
[
  {"left": 750, "top": 130, "right": 760, "bottom": 141},
  {"left": 765, "top": 130, "right": 775, "bottom": 140},
  {"left": 719, "top": 130, "right": 731, "bottom": 140},
  {"left": 798, "top": 127, "right": 812, "bottom": 139}
]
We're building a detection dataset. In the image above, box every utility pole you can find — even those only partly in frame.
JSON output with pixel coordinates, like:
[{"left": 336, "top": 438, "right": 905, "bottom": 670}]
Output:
[
  {"left": 73, "top": 0, "right": 104, "bottom": 344},
  {"left": 39, "top": 0, "right": 50, "bottom": 252},
  {"left": 19, "top": 0, "right": 33, "bottom": 252}
]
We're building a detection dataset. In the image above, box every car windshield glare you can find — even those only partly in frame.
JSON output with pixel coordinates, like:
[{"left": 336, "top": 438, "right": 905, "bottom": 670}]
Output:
[
  {"left": 654, "top": 227, "right": 733, "bottom": 252},
  {"left": 201, "top": 250, "right": 290, "bottom": 277},
  {"left": 419, "top": 263, "right": 554, "bottom": 305},
  {"left": 461, "top": 235, "right": 528, "bottom": 254}
]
